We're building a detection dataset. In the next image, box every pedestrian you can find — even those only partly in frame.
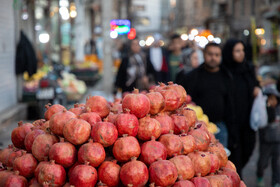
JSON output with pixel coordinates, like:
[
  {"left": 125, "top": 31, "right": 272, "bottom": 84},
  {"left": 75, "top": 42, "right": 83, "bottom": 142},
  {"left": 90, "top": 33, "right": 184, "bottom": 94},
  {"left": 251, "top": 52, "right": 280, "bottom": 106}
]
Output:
[
  {"left": 222, "top": 38, "right": 260, "bottom": 177},
  {"left": 181, "top": 43, "right": 233, "bottom": 148},
  {"left": 256, "top": 86, "right": 280, "bottom": 187},
  {"left": 114, "top": 38, "right": 155, "bottom": 93}
]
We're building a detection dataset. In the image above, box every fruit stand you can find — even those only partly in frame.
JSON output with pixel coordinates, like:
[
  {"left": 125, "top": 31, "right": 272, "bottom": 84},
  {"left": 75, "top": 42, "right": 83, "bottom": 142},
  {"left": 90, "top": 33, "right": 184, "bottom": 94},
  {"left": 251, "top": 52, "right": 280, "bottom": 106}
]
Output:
[{"left": 0, "top": 83, "right": 246, "bottom": 186}]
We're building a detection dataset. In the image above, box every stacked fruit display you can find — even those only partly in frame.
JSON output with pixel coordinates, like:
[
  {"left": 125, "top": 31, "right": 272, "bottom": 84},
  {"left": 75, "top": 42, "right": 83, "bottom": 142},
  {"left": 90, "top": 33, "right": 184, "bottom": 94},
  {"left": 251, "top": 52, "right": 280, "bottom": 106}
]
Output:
[{"left": 0, "top": 82, "right": 246, "bottom": 187}]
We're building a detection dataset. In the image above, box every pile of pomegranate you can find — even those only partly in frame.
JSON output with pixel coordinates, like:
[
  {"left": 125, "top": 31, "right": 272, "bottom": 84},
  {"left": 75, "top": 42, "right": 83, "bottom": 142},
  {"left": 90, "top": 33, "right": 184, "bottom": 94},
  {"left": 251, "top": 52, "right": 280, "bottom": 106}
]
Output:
[{"left": 0, "top": 82, "right": 246, "bottom": 187}]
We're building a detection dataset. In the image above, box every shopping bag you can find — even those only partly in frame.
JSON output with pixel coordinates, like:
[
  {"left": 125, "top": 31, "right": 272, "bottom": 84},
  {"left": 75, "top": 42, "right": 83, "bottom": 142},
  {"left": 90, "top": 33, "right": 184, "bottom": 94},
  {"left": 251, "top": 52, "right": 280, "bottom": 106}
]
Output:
[{"left": 250, "top": 91, "right": 268, "bottom": 131}]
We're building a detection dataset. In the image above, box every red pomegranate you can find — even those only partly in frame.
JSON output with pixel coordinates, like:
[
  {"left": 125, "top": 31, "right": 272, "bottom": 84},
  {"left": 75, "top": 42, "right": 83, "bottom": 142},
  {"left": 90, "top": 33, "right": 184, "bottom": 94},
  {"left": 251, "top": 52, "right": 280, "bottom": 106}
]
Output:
[
  {"left": 137, "top": 115, "right": 161, "bottom": 141},
  {"left": 120, "top": 158, "right": 149, "bottom": 187},
  {"left": 24, "top": 128, "right": 45, "bottom": 153},
  {"left": 29, "top": 178, "right": 41, "bottom": 187},
  {"left": 13, "top": 151, "right": 37, "bottom": 178},
  {"left": 167, "top": 82, "right": 187, "bottom": 107},
  {"left": 7, "top": 149, "right": 24, "bottom": 167},
  {"left": 2, "top": 170, "right": 28, "bottom": 186},
  {"left": 91, "top": 122, "right": 118, "bottom": 147},
  {"left": 107, "top": 112, "right": 119, "bottom": 124},
  {"left": 49, "top": 138, "right": 77, "bottom": 168},
  {"left": 11, "top": 121, "right": 33, "bottom": 149},
  {"left": 205, "top": 175, "right": 226, "bottom": 187},
  {"left": 173, "top": 180, "right": 195, "bottom": 187},
  {"left": 85, "top": 96, "right": 110, "bottom": 118},
  {"left": 140, "top": 137, "right": 167, "bottom": 166},
  {"left": 149, "top": 160, "right": 178, "bottom": 186},
  {"left": 49, "top": 109, "right": 76, "bottom": 136},
  {"left": 169, "top": 155, "right": 195, "bottom": 180},
  {"left": 122, "top": 89, "right": 150, "bottom": 118},
  {"left": 182, "top": 108, "right": 197, "bottom": 127},
  {"left": 98, "top": 160, "right": 121, "bottom": 187},
  {"left": 67, "top": 162, "right": 79, "bottom": 179},
  {"left": 188, "top": 125, "right": 210, "bottom": 151},
  {"left": 188, "top": 151, "right": 211, "bottom": 177},
  {"left": 219, "top": 167, "right": 241, "bottom": 187},
  {"left": 154, "top": 82, "right": 166, "bottom": 92},
  {"left": 115, "top": 110, "right": 139, "bottom": 137},
  {"left": 208, "top": 152, "right": 220, "bottom": 173},
  {"left": 171, "top": 114, "right": 189, "bottom": 134},
  {"left": 32, "top": 119, "right": 46, "bottom": 127},
  {"left": 68, "top": 103, "right": 85, "bottom": 116},
  {"left": 216, "top": 175, "right": 234, "bottom": 187},
  {"left": 159, "top": 132, "right": 183, "bottom": 158},
  {"left": 41, "top": 120, "right": 50, "bottom": 131},
  {"left": 225, "top": 160, "right": 237, "bottom": 172},
  {"left": 186, "top": 95, "right": 192, "bottom": 104},
  {"left": 159, "top": 85, "right": 180, "bottom": 111},
  {"left": 34, "top": 159, "right": 49, "bottom": 179},
  {"left": 0, "top": 170, "right": 13, "bottom": 186},
  {"left": 44, "top": 104, "right": 66, "bottom": 121},
  {"left": 78, "top": 140, "right": 105, "bottom": 167},
  {"left": 63, "top": 118, "right": 91, "bottom": 145},
  {"left": 79, "top": 111, "right": 102, "bottom": 127},
  {"left": 207, "top": 143, "right": 228, "bottom": 167},
  {"left": 154, "top": 113, "right": 174, "bottom": 135},
  {"left": 240, "top": 180, "right": 247, "bottom": 187},
  {"left": 113, "top": 135, "right": 141, "bottom": 162},
  {"left": 179, "top": 133, "right": 196, "bottom": 154},
  {"left": 146, "top": 91, "right": 165, "bottom": 115},
  {"left": 191, "top": 176, "right": 211, "bottom": 187},
  {"left": 32, "top": 133, "right": 59, "bottom": 161},
  {"left": 0, "top": 145, "right": 14, "bottom": 166},
  {"left": 69, "top": 162, "right": 98, "bottom": 187},
  {"left": 37, "top": 160, "right": 66, "bottom": 186}
]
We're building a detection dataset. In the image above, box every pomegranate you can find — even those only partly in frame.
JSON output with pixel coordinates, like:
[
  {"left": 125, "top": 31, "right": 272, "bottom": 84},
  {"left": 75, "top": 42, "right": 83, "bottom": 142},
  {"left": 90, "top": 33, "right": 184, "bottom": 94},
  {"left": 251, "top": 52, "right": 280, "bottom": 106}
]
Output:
[
  {"left": 69, "top": 162, "right": 98, "bottom": 187},
  {"left": 32, "top": 133, "right": 59, "bottom": 161},
  {"left": 2, "top": 170, "right": 28, "bottom": 186},
  {"left": 186, "top": 95, "right": 192, "bottom": 104},
  {"left": 191, "top": 176, "right": 211, "bottom": 187},
  {"left": 225, "top": 160, "right": 237, "bottom": 172},
  {"left": 159, "top": 85, "right": 180, "bottom": 111},
  {"left": 219, "top": 167, "right": 240, "bottom": 187},
  {"left": 79, "top": 111, "right": 102, "bottom": 127},
  {"left": 29, "top": 178, "right": 41, "bottom": 187},
  {"left": 208, "top": 152, "right": 220, "bottom": 173},
  {"left": 207, "top": 143, "right": 228, "bottom": 167},
  {"left": 146, "top": 90, "right": 165, "bottom": 115},
  {"left": 120, "top": 158, "right": 149, "bottom": 187},
  {"left": 7, "top": 149, "right": 24, "bottom": 167},
  {"left": 154, "top": 82, "right": 166, "bottom": 92},
  {"left": 34, "top": 159, "right": 49, "bottom": 179},
  {"left": 98, "top": 160, "right": 121, "bottom": 187},
  {"left": 0, "top": 170, "right": 13, "bottom": 186},
  {"left": 173, "top": 180, "right": 195, "bottom": 187},
  {"left": 169, "top": 155, "right": 195, "bottom": 180},
  {"left": 13, "top": 151, "right": 37, "bottom": 178},
  {"left": 69, "top": 103, "right": 85, "bottom": 116},
  {"left": 85, "top": 96, "right": 110, "bottom": 118},
  {"left": 63, "top": 118, "right": 91, "bottom": 145},
  {"left": 171, "top": 114, "right": 189, "bottom": 134},
  {"left": 44, "top": 104, "right": 66, "bottom": 121},
  {"left": 154, "top": 113, "right": 174, "bottom": 135},
  {"left": 240, "top": 180, "right": 247, "bottom": 187},
  {"left": 122, "top": 89, "right": 150, "bottom": 118},
  {"left": 41, "top": 120, "right": 50, "bottom": 131},
  {"left": 91, "top": 122, "right": 118, "bottom": 147},
  {"left": 0, "top": 145, "right": 14, "bottom": 166},
  {"left": 32, "top": 119, "right": 46, "bottom": 127},
  {"left": 149, "top": 160, "right": 178, "bottom": 186},
  {"left": 49, "top": 109, "right": 76, "bottom": 136},
  {"left": 179, "top": 133, "right": 196, "bottom": 154},
  {"left": 159, "top": 131, "right": 183, "bottom": 157},
  {"left": 37, "top": 160, "right": 66, "bottom": 186},
  {"left": 49, "top": 138, "right": 77, "bottom": 168},
  {"left": 137, "top": 115, "right": 161, "bottom": 141},
  {"left": 115, "top": 110, "right": 139, "bottom": 137},
  {"left": 67, "top": 162, "right": 79, "bottom": 179},
  {"left": 217, "top": 175, "right": 233, "bottom": 187},
  {"left": 188, "top": 125, "right": 210, "bottom": 151},
  {"left": 182, "top": 108, "right": 197, "bottom": 127},
  {"left": 205, "top": 175, "right": 226, "bottom": 187},
  {"left": 107, "top": 112, "right": 119, "bottom": 124},
  {"left": 140, "top": 137, "right": 167, "bottom": 165},
  {"left": 113, "top": 135, "right": 141, "bottom": 162},
  {"left": 11, "top": 121, "right": 33, "bottom": 149},
  {"left": 78, "top": 140, "right": 105, "bottom": 167},
  {"left": 167, "top": 82, "right": 187, "bottom": 107},
  {"left": 188, "top": 151, "right": 211, "bottom": 177},
  {"left": 24, "top": 128, "right": 45, "bottom": 152}
]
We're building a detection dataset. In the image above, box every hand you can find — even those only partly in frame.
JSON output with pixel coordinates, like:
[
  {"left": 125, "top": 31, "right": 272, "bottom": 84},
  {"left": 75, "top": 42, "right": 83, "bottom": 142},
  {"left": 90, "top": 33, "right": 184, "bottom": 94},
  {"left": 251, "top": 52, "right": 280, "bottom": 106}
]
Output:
[{"left": 253, "top": 87, "right": 261, "bottom": 98}]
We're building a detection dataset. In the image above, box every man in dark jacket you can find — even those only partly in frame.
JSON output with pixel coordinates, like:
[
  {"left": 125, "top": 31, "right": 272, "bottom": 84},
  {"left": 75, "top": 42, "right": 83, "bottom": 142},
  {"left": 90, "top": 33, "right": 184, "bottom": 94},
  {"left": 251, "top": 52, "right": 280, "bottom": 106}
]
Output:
[{"left": 181, "top": 43, "right": 234, "bottom": 147}]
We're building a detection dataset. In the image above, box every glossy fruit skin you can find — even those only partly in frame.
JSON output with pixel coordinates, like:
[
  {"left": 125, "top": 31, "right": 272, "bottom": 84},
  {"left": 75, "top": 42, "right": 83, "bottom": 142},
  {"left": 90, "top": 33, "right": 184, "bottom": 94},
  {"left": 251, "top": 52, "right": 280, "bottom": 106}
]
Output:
[
  {"left": 146, "top": 91, "right": 165, "bottom": 115},
  {"left": 13, "top": 152, "right": 38, "bottom": 178},
  {"left": 44, "top": 104, "right": 66, "bottom": 121},
  {"left": 85, "top": 96, "right": 110, "bottom": 118},
  {"left": 137, "top": 116, "right": 161, "bottom": 141},
  {"left": 171, "top": 114, "right": 189, "bottom": 134},
  {"left": 78, "top": 141, "right": 105, "bottom": 167},
  {"left": 159, "top": 86, "right": 181, "bottom": 111},
  {"left": 49, "top": 110, "right": 76, "bottom": 136},
  {"left": 188, "top": 127, "right": 210, "bottom": 151},
  {"left": 188, "top": 151, "right": 211, "bottom": 177},
  {"left": 207, "top": 142, "right": 228, "bottom": 168},
  {"left": 120, "top": 159, "right": 149, "bottom": 187},
  {"left": 79, "top": 112, "right": 101, "bottom": 127},
  {"left": 154, "top": 113, "right": 175, "bottom": 135},
  {"left": 172, "top": 180, "right": 195, "bottom": 187},
  {"left": 2, "top": 171, "right": 28, "bottom": 187},
  {"left": 179, "top": 133, "right": 196, "bottom": 154},
  {"left": 69, "top": 163, "right": 98, "bottom": 187},
  {"left": 24, "top": 129, "right": 45, "bottom": 153},
  {"left": 159, "top": 133, "right": 183, "bottom": 158},
  {"left": 182, "top": 108, "right": 197, "bottom": 128},
  {"left": 115, "top": 112, "right": 139, "bottom": 137},
  {"left": 98, "top": 161, "right": 121, "bottom": 187},
  {"left": 91, "top": 122, "right": 118, "bottom": 147},
  {"left": 11, "top": 122, "right": 33, "bottom": 149},
  {"left": 191, "top": 176, "right": 211, "bottom": 187},
  {"left": 169, "top": 155, "right": 195, "bottom": 180}
]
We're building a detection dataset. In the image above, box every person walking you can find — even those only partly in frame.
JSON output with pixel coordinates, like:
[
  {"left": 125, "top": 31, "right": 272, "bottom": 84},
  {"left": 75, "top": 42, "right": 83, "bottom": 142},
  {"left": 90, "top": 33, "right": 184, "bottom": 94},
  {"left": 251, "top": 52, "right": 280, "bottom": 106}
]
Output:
[
  {"left": 181, "top": 43, "right": 234, "bottom": 148},
  {"left": 222, "top": 38, "right": 260, "bottom": 177}
]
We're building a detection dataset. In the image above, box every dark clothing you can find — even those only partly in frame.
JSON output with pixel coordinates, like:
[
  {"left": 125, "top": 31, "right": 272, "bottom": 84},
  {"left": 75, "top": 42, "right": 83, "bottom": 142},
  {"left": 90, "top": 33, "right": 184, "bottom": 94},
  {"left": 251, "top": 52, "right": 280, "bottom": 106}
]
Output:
[{"left": 16, "top": 31, "right": 37, "bottom": 76}]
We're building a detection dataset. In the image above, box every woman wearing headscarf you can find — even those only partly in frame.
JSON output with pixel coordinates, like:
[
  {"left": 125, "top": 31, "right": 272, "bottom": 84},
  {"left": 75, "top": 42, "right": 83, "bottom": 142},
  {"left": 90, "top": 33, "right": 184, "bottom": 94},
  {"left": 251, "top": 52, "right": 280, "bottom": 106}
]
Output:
[{"left": 222, "top": 39, "right": 260, "bottom": 177}]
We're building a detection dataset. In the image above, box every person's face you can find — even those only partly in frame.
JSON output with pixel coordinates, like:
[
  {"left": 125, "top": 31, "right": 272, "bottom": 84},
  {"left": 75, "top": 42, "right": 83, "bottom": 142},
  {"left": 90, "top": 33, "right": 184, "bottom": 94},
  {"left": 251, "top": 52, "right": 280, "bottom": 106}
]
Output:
[
  {"left": 233, "top": 42, "right": 245, "bottom": 63},
  {"left": 172, "top": 38, "right": 182, "bottom": 52},
  {"left": 131, "top": 39, "right": 141, "bottom": 53},
  {"left": 190, "top": 52, "right": 199, "bottom": 68},
  {"left": 268, "top": 95, "right": 278, "bottom": 108},
  {"left": 204, "top": 46, "right": 222, "bottom": 69}
]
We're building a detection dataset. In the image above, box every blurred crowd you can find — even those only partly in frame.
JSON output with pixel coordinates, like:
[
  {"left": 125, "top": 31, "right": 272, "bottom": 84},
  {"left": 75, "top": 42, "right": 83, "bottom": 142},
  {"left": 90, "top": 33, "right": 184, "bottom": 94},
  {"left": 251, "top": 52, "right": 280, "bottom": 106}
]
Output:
[{"left": 114, "top": 35, "right": 280, "bottom": 187}]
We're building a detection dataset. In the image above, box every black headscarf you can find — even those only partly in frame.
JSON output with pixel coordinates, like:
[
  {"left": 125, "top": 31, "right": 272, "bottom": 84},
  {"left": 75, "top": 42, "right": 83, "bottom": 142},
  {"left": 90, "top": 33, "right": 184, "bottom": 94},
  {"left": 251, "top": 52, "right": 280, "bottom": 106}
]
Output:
[{"left": 222, "top": 39, "right": 248, "bottom": 74}]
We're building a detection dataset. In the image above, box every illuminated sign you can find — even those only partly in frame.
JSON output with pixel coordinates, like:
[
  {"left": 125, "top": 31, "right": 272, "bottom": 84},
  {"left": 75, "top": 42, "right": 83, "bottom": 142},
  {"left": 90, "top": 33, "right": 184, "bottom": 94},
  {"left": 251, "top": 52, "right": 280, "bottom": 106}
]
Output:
[{"left": 110, "top": 19, "right": 131, "bottom": 35}]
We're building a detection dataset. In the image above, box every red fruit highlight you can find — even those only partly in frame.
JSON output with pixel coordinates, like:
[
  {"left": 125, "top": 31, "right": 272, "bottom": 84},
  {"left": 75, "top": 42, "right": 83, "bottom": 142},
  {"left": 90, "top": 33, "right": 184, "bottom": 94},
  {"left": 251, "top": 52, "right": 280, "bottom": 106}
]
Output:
[
  {"left": 98, "top": 160, "right": 121, "bottom": 187},
  {"left": 91, "top": 122, "right": 118, "bottom": 147},
  {"left": 85, "top": 96, "right": 110, "bottom": 118},
  {"left": 11, "top": 121, "right": 33, "bottom": 149},
  {"left": 138, "top": 115, "right": 161, "bottom": 141}
]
